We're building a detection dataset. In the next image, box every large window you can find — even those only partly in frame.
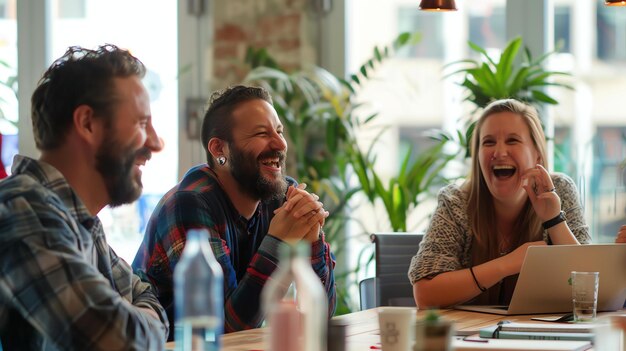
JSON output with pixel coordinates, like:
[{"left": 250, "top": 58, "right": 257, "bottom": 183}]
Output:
[
  {"left": 11, "top": 0, "right": 179, "bottom": 262},
  {"left": 467, "top": 3, "right": 506, "bottom": 50},
  {"left": 552, "top": 0, "right": 626, "bottom": 242},
  {"left": 597, "top": 1, "right": 626, "bottom": 61},
  {"left": 344, "top": 0, "right": 507, "bottom": 292},
  {"left": 57, "top": 0, "right": 176, "bottom": 261},
  {"left": 554, "top": 5, "right": 571, "bottom": 53},
  {"left": 347, "top": 0, "right": 506, "bottom": 236},
  {"left": 397, "top": 8, "right": 444, "bottom": 59},
  {"left": 0, "top": 0, "right": 17, "bottom": 176},
  {"left": 345, "top": 0, "right": 626, "bottom": 287},
  {"left": 590, "top": 127, "right": 626, "bottom": 242}
]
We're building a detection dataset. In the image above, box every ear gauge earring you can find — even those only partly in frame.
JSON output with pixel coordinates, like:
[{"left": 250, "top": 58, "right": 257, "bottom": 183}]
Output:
[{"left": 217, "top": 156, "right": 226, "bottom": 166}]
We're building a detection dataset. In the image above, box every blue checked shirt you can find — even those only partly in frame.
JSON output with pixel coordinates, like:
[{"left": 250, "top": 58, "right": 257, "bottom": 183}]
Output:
[{"left": 0, "top": 156, "right": 168, "bottom": 351}]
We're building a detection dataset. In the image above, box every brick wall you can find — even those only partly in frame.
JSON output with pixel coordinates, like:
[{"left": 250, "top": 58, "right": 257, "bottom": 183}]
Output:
[{"left": 212, "top": 0, "right": 317, "bottom": 88}]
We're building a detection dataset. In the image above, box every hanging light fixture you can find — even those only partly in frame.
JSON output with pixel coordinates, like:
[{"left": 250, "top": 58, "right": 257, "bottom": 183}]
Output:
[
  {"left": 419, "top": 0, "right": 457, "bottom": 11},
  {"left": 605, "top": 0, "right": 626, "bottom": 5}
]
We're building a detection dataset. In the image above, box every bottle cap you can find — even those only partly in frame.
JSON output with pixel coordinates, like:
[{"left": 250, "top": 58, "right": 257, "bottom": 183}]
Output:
[
  {"left": 278, "top": 242, "right": 294, "bottom": 261},
  {"left": 187, "top": 228, "right": 209, "bottom": 241},
  {"left": 327, "top": 319, "right": 347, "bottom": 351},
  {"left": 278, "top": 241, "right": 311, "bottom": 260},
  {"left": 294, "top": 241, "right": 311, "bottom": 257}
]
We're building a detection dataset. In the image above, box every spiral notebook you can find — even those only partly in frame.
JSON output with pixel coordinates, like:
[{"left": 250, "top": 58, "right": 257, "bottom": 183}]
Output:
[
  {"left": 453, "top": 338, "right": 592, "bottom": 351},
  {"left": 455, "top": 244, "right": 626, "bottom": 315}
]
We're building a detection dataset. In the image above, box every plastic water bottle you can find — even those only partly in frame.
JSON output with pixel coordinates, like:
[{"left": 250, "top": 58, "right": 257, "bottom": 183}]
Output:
[
  {"left": 262, "top": 242, "right": 327, "bottom": 351},
  {"left": 174, "top": 229, "right": 224, "bottom": 351}
]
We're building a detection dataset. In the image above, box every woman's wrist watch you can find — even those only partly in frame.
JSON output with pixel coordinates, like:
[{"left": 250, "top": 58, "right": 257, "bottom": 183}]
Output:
[{"left": 543, "top": 211, "right": 566, "bottom": 230}]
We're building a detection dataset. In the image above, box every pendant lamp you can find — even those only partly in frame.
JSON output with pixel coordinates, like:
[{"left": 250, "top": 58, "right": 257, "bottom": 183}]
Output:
[{"left": 419, "top": 0, "right": 457, "bottom": 11}]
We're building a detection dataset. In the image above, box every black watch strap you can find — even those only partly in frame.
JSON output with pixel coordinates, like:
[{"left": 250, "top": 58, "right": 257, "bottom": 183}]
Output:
[{"left": 543, "top": 211, "right": 566, "bottom": 230}]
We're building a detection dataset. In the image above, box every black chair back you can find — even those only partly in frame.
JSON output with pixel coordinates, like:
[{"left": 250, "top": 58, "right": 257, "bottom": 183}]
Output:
[{"left": 360, "top": 233, "right": 423, "bottom": 309}]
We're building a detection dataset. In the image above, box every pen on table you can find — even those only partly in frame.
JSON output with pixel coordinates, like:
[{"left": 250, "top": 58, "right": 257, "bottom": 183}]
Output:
[{"left": 460, "top": 335, "right": 489, "bottom": 343}]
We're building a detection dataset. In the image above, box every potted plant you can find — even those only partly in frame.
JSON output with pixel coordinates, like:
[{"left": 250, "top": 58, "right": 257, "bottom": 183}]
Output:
[
  {"left": 438, "top": 37, "right": 573, "bottom": 156},
  {"left": 446, "top": 36, "right": 572, "bottom": 109},
  {"left": 413, "top": 310, "right": 454, "bottom": 351}
]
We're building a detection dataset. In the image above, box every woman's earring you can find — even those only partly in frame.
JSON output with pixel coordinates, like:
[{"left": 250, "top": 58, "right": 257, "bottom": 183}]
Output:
[{"left": 217, "top": 156, "right": 226, "bottom": 166}]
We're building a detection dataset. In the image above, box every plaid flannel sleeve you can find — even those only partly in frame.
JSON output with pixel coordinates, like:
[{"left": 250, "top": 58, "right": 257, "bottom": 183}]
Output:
[
  {"left": 136, "top": 190, "right": 337, "bottom": 333},
  {"left": 311, "top": 232, "right": 337, "bottom": 317},
  {"left": 220, "top": 220, "right": 337, "bottom": 328},
  {"left": 0, "top": 196, "right": 167, "bottom": 350},
  {"left": 109, "top": 247, "right": 170, "bottom": 335},
  {"left": 135, "top": 191, "right": 286, "bottom": 333}
]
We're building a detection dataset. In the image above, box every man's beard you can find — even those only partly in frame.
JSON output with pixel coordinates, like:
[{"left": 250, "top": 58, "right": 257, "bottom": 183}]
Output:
[
  {"left": 228, "top": 145, "right": 287, "bottom": 201},
  {"left": 95, "top": 133, "right": 151, "bottom": 207}
]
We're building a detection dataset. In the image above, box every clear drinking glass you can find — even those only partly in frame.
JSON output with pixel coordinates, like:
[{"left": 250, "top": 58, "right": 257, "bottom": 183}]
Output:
[{"left": 571, "top": 271, "right": 599, "bottom": 323}]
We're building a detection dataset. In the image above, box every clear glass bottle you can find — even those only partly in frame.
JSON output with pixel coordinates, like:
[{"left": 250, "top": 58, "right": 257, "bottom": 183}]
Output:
[
  {"left": 262, "top": 242, "right": 327, "bottom": 351},
  {"left": 174, "top": 229, "right": 224, "bottom": 351}
]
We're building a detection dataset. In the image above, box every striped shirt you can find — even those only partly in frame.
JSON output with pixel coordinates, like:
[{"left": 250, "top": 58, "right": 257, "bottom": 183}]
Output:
[
  {"left": 0, "top": 156, "right": 168, "bottom": 351},
  {"left": 132, "top": 164, "right": 336, "bottom": 338}
]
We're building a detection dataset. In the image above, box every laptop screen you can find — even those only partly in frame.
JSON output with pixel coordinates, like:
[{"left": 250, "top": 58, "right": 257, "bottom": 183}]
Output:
[{"left": 455, "top": 244, "right": 626, "bottom": 315}]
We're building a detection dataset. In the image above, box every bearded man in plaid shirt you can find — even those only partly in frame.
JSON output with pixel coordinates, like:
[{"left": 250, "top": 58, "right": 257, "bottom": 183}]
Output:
[
  {"left": 133, "top": 85, "right": 336, "bottom": 339},
  {"left": 0, "top": 45, "right": 168, "bottom": 350}
]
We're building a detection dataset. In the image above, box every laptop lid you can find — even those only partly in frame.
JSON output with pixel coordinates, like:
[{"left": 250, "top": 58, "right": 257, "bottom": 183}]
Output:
[{"left": 456, "top": 244, "right": 626, "bottom": 315}]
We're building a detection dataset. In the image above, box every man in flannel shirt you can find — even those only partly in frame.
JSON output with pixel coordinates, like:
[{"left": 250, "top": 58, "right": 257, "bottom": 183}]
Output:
[
  {"left": 132, "top": 85, "right": 336, "bottom": 337},
  {"left": 0, "top": 45, "right": 169, "bottom": 350}
]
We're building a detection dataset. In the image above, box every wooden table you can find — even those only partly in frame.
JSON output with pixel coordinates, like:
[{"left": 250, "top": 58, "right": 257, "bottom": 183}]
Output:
[{"left": 166, "top": 308, "right": 625, "bottom": 350}]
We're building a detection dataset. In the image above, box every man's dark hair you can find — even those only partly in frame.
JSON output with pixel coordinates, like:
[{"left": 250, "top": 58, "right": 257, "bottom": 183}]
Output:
[
  {"left": 200, "top": 85, "right": 273, "bottom": 166},
  {"left": 31, "top": 44, "right": 146, "bottom": 150}
]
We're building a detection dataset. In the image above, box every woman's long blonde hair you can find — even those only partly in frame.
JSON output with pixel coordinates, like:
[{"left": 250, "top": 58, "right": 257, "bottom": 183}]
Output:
[{"left": 464, "top": 99, "right": 548, "bottom": 264}]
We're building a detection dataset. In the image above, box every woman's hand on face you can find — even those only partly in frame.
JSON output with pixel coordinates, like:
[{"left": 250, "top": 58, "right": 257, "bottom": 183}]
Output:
[
  {"left": 503, "top": 240, "right": 547, "bottom": 276},
  {"left": 521, "top": 164, "right": 561, "bottom": 221}
]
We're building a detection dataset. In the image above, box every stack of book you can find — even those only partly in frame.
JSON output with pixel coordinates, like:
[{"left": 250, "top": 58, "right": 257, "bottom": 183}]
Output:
[
  {"left": 453, "top": 337, "right": 592, "bottom": 351},
  {"left": 479, "top": 322, "right": 595, "bottom": 341},
  {"left": 451, "top": 322, "right": 596, "bottom": 351}
]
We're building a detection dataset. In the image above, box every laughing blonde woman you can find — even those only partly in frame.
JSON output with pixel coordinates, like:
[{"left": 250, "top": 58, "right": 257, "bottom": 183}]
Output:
[{"left": 409, "top": 99, "right": 590, "bottom": 308}]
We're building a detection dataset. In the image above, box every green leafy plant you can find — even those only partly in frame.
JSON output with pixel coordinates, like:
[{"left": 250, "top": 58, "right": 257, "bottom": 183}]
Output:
[
  {"left": 437, "top": 37, "right": 573, "bottom": 157},
  {"left": 424, "top": 309, "right": 441, "bottom": 323},
  {"left": 0, "top": 59, "right": 18, "bottom": 129},
  {"left": 445, "top": 36, "right": 573, "bottom": 109},
  {"left": 244, "top": 32, "right": 423, "bottom": 313},
  {"left": 349, "top": 138, "right": 455, "bottom": 232},
  {"left": 246, "top": 33, "right": 455, "bottom": 234}
]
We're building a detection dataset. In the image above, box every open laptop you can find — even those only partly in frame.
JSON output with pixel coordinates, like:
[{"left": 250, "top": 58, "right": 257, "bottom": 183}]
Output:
[{"left": 455, "top": 244, "right": 626, "bottom": 315}]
